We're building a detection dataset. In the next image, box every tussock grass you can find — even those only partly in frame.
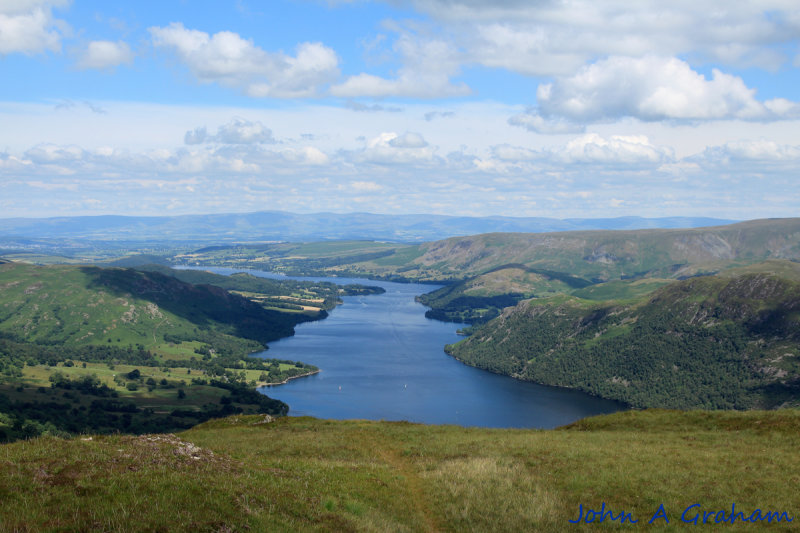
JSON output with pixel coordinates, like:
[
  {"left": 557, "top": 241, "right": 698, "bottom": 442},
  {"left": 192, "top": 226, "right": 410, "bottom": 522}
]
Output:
[{"left": 1, "top": 409, "right": 799, "bottom": 531}]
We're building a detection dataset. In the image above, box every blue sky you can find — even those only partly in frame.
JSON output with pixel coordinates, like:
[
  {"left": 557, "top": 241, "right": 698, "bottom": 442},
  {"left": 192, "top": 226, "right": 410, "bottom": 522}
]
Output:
[{"left": 1, "top": 0, "right": 799, "bottom": 219}]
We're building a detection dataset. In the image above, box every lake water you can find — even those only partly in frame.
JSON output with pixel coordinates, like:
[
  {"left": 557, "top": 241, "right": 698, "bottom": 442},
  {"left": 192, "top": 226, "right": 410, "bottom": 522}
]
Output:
[{"left": 181, "top": 267, "right": 625, "bottom": 428}]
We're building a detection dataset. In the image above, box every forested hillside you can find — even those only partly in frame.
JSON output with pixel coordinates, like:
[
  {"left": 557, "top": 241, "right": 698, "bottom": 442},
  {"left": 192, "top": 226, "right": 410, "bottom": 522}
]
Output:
[{"left": 447, "top": 261, "right": 800, "bottom": 409}]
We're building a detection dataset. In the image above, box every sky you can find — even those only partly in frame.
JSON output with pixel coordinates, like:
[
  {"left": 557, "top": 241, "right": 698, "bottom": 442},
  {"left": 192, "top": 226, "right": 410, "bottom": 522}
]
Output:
[{"left": 1, "top": 0, "right": 799, "bottom": 220}]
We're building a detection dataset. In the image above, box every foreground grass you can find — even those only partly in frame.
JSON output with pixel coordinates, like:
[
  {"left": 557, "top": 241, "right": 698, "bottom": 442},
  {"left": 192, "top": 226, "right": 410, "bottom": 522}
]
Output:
[{"left": 1, "top": 409, "right": 799, "bottom": 532}]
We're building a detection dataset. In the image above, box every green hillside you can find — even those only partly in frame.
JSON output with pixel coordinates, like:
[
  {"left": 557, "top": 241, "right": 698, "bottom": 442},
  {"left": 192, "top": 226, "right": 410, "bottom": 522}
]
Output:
[
  {"left": 0, "top": 262, "right": 304, "bottom": 353},
  {"left": 447, "top": 261, "right": 800, "bottom": 409},
  {"left": 406, "top": 218, "right": 800, "bottom": 282},
  {"left": 169, "top": 219, "right": 800, "bottom": 324},
  {"left": 0, "top": 263, "right": 324, "bottom": 440},
  {"left": 417, "top": 264, "right": 589, "bottom": 324},
  {"left": 1, "top": 410, "right": 798, "bottom": 531},
  {"left": 133, "top": 263, "right": 384, "bottom": 312},
  {"left": 242, "top": 218, "right": 799, "bottom": 284}
]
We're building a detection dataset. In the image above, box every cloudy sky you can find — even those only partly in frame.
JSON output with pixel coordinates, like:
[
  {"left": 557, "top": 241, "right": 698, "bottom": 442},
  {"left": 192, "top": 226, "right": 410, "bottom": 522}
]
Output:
[{"left": 1, "top": 0, "right": 799, "bottom": 219}]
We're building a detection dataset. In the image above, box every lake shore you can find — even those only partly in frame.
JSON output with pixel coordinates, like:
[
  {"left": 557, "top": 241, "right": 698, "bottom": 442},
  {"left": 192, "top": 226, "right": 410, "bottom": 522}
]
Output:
[{"left": 257, "top": 368, "right": 320, "bottom": 388}]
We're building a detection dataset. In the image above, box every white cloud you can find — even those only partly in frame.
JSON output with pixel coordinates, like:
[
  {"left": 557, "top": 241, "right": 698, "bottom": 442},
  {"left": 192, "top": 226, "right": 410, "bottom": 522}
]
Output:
[
  {"left": 1, "top": 100, "right": 798, "bottom": 219},
  {"left": 691, "top": 140, "right": 800, "bottom": 173},
  {"left": 0, "top": 0, "right": 67, "bottom": 55},
  {"left": 282, "top": 146, "right": 330, "bottom": 166},
  {"left": 358, "top": 131, "right": 438, "bottom": 164},
  {"left": 507, "top": 110, "right": 584, "bottom": 134},
  {"left": 331, "top": 31, "right": 468, "bottom": 98},
  {"left": 389, "top": 132, "right": 427, "bottom": 148},
  {"left": 150, "top": 23, "right": 339, "bottom": 98},
  {"left": 184, "top": 118, "right": 274, "bottom": 145},
  {"left": 76, "top": 40, "right": 134, "bottom": 70},
  {"left": 216, "top": 118, "right": 273, "bottom": 144},
  {"left": 559, "top": 134, "right": 672, "bottom": 166},
  {"left": 350, "top": 180, "right": 382, "bottom": 191},
  {"left": 408, "top": 1, "right": 800, "bottom": 72},
  {"left": 184, "top": 127, "right": 208, "bottom": 145},
  {"left": 491, "top": 144, "right": 538, "bottom": 162},
  {"left": 470, "top": 134, "right": 671, "bottom": 174},
  {"left": 532, "top": 56, "right": 800, "bottom": 123},
  {"left": 24, "top": 143, "right": 85, "bottom": 163},
  {"left": 470, "top": 23, "right": 586, "bottom": 77}
]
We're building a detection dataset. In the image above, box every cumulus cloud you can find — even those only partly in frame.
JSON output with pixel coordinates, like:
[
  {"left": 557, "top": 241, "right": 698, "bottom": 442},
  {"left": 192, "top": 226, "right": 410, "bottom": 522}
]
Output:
[
  {"left": 358, "top": 132, "right": 438, "bottom": 164},
  {"left": 407, "top": 1, "right": 800, "bottom": 72},
  {"left": 3, "top": 130, "right": 797, "bottom": 219},
  {"left": 389, "top": 132, "right": 428, "bottom": 148},
  {"left": 558, "top": 134, "right": 672, "bottom": 166},
  {"left": 491, "top": 144, "right": 539, "bottom": 162},
  {"left": 471, "top": 134, "right": 672, "bottom": 174},
  {"left": 331, "top": 31, "right": 468, "bottom": 98},
  {"left": 184, "top": 118, "right": 274, "bottom": 145},
  {"left": 184, "top": 127, "right": 208, "bottom": 145},
  {"left": 76, "top": 40, "right": 134, "bottom": 70},
  {"left": 690, "top": 140, "right": 800, "bottom": 173},
  {"left": 281, "top": 146, "right": 330, "bottom": 166},
  {"left": 536, "top": 56, "right": 794, "bottom": 122},
  {"left": 150, "top": 22, "right": 339, "bottom": 98},
  {"left": 507, "top": 110, "right": 584, "bottom": 134},
  {"left": 24, "top": 143, "right": 85, "bottom": 164},
  {"left": 0, "top": 0, "right": 68, "bottom": 55},
  {"left": 506, "top": 56, "right": 800, "bottom": 128}
]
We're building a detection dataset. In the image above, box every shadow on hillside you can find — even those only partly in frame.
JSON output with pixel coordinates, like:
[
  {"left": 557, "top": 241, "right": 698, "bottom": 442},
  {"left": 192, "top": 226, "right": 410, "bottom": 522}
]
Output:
[{"left": 79, "top": 266, "right": 296, "bottom": 345}]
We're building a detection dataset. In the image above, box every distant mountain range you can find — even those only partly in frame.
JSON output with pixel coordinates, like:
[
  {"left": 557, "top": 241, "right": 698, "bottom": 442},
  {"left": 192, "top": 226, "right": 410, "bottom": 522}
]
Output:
[{"left": 0, "top": 211, "right": 737, "bottom": 243}]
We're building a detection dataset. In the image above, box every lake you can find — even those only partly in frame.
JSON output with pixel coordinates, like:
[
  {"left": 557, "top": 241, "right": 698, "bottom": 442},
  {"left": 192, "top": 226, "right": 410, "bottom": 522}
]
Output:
[{"left": 181, "top": 267, "right": 625, "bottom": 428}]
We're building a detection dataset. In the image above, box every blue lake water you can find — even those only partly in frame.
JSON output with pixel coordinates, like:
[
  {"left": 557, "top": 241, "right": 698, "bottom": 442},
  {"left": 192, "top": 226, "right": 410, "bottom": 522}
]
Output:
[{"left": 180, "top": 267, "right": 625, "bottom": 428}]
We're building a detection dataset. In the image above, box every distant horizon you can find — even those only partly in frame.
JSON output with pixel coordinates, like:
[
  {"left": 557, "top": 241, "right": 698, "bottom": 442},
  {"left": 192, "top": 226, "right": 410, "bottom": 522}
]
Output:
[
  {"left": 0, "top": 208, "right": 744, "bottom": 223},
  {"left": 0, "top": 209, "right": 760, "bottom": 247}
]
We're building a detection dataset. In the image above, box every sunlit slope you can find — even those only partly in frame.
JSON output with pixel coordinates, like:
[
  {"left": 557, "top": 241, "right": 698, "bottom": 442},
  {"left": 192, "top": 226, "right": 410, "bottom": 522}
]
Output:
[
  {"left": 401, "top": 218, "right": 800, "bottom": 282},
  {"left": 447, "top": 261, "right": 800, "bottom": 409},
  {"left": 0, "top": 262, "right": 302, "bottom": 356},
  {"left": 416, "top": 264, "right": 591, "bottom": 323},
  {"left": 1, "top": 410, "right": 798, "bottom": 532}
]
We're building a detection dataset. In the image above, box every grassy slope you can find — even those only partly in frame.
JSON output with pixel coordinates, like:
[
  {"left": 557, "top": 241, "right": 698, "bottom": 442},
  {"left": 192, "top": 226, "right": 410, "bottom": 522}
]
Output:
[
  {"left": 302, "top": 218, "right": 800, "bottom": 284},
  {"left": 417, "top": 265, "right": 594, "bottom": 324},
  {"left": 447, "top": 262, "right": 800, "bottom": 409},
  {"left": 0, "top": 262, "right": 308, "bottom": 356},
  {"left": 1, "top": 410, "right": 798, "bottom": 531}
]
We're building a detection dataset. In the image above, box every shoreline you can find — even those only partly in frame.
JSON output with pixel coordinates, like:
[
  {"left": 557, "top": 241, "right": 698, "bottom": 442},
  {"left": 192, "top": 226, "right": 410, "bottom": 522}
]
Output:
[{"left": 256, "top": 369, "right": 320, "bottom": 388}]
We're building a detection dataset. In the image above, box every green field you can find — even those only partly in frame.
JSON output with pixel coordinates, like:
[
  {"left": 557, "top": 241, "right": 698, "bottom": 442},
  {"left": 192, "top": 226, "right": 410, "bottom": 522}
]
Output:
[{"left": 0, "top": 409, "right": 797, "bottom": 531}]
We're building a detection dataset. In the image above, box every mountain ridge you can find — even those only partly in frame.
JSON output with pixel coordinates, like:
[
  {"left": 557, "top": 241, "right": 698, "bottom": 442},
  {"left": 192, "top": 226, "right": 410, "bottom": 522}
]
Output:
[{"left": 0, "top": 210, "right": 737, "bottom": 243}]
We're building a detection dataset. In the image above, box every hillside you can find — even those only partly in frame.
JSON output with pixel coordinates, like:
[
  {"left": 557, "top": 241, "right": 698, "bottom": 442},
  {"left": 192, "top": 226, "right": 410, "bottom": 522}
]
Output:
[
  {"left": 0, "top": 263, "right": 325, "bottom": 440},
  {"left": 416, "top": 264, "right": 591, "bottom": 324},
  {"left": 0, "top": 263, "right": 304, "bottom": 352},
  {"left": 170, "top": 219, "right": 800, "bottom": 313},
  {"left": 0, "top": 410, "right": 797, "bottom": 531},
  {"left": 446, "top": 261, "right": 800, "bottom": 409},
  {"left": 394, "top": 218, "right": 800, "bottom": 282}
]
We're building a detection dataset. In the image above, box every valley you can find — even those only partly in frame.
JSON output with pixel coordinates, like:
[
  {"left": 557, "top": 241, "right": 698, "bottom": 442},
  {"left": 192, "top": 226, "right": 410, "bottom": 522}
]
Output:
[{"left": 0, "top": 261, "right": 385, "bottom": 440}]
